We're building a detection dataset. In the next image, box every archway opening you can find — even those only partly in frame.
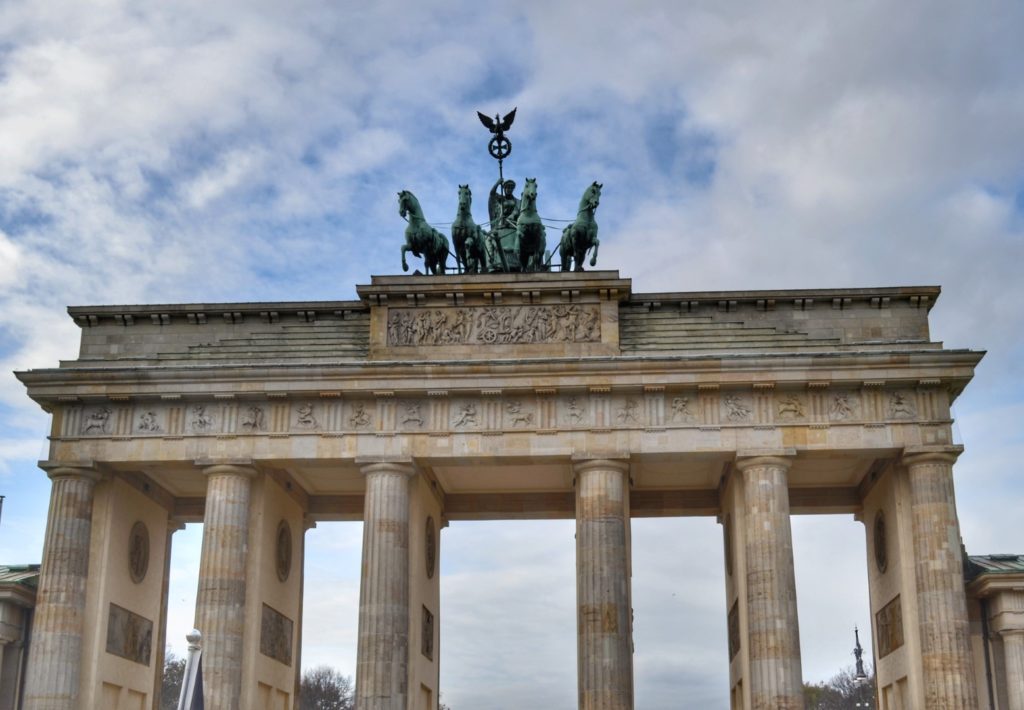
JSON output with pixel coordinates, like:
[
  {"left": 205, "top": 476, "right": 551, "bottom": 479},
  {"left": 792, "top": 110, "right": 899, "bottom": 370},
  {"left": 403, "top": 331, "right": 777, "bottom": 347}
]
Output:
[{"left": 440, "top": 519, "right": 576, "bottom": 710}]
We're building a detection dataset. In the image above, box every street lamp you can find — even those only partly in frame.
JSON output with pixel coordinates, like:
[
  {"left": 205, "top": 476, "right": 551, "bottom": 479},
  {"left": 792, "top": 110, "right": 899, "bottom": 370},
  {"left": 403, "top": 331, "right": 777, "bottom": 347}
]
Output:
[{"left": 853, "top": 626, "right": 868, "bottom": 682}]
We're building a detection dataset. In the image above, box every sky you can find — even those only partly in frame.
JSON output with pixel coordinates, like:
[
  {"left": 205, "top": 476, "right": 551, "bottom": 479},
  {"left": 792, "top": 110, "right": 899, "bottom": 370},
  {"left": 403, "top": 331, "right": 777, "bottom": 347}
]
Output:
[{"left": 1, "top": 0, "right": 1023, "bottom": 707}]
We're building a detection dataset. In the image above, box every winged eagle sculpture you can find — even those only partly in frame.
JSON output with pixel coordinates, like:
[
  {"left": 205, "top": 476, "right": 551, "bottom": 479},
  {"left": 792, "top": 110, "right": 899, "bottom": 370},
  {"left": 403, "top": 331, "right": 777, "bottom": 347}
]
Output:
[{"left": 477, "top": 107, "right": 517, "bottom": 134}]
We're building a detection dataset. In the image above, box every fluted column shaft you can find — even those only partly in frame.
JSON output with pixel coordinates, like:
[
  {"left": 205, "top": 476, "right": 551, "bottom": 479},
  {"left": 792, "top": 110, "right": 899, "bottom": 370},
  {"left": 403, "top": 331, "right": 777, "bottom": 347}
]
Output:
[
  {"left": 23, "top": 466, "right": 101, "bottom": 710},
  {"left": 575, "top": 458, "right": 633, "bottom": 710},
  {"left": 356, "top": 462, "right": 415, "bottom": 710},
  {"left": 195, "top": 464, "right": 257, "bottom": 710},
  {"left": 737, "top": 455, "right": 803, "bottom": 710},
  {"left": 1002, "top": 630, "right": 1024, "bottom": 710},
  {"left": 904, "top": 451, "right": 978, "bottom": 709}
]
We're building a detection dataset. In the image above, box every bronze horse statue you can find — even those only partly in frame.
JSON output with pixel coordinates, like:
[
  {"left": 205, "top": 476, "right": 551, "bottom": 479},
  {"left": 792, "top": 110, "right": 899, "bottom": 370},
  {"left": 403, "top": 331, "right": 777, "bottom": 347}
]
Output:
[
  {"left": 451, "top": 184, "right": 486, "bottom": 274},
  {"left": 559, "top": 181, "right": 602, "bottom": 271},
  {"left": 516, "top": 178, "right": 547, "bottom": 272},
  {"left": 399, "top": 190, "right": 448, "bottom": 275}
]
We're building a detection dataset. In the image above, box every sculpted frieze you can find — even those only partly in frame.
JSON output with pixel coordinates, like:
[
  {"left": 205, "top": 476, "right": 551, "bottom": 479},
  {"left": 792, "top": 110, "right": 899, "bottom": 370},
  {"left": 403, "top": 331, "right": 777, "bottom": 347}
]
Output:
[
  {"left": 776, "top": 394, "right": 806, "bottom": 421},
  {"left": 82, "top": 407, "right": 112, "bottom": 435},
  {"left": 61, "top": 385, "right": 936, "bottom": 440},
  {"left": 387, "top": 304, "right": 600, "bottom": 347}
]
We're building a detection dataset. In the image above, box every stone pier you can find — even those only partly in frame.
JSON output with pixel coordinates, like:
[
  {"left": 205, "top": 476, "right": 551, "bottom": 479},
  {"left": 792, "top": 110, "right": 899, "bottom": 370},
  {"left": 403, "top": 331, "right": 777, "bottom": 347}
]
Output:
[
  {"left": 22, "top": 465, "right": 101, "bottom": 710},
  {"left": 737, "top": 455, "right": 803, "bottom": 710},
  {"left": 194, "top": 463, "right": 257, "bottom": 710}
]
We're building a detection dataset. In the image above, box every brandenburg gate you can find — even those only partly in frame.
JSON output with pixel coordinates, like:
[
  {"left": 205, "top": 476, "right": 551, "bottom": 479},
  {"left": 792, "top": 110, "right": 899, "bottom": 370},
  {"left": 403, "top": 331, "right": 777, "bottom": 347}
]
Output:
[{"left": 16, "top": 271, "right": 992, "bottom": 709}]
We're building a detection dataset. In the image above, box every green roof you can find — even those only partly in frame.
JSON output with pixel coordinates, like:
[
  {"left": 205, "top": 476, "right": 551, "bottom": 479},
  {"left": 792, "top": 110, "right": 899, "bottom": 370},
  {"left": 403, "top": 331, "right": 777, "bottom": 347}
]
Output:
[
  {"left": 0, "top": 564, "right": 40, "bottom": 588},
  {"left": 966, "top": 554, "right": 1024, "bottom": 579}
]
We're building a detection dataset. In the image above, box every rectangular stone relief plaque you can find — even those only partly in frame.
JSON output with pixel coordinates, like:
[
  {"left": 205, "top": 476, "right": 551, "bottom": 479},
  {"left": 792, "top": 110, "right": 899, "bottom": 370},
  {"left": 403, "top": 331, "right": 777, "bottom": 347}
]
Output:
[
  {"left": 727, "top": 600, "right": 740, "bottom": 660},
  {"left": 422, "top": 605, "right": 434, "bottom": 661},
  {"left": 105, "top": 603, "right": 153, "bottom": 666},
  {"left": 387, "top": 305, "right": 600, "bottom": 347},
  {"left": 875, "top": 594, "right": 904, "bottom": 658},
  {"left": 260, "top": 603, "right": 294, "bottom": 666}
]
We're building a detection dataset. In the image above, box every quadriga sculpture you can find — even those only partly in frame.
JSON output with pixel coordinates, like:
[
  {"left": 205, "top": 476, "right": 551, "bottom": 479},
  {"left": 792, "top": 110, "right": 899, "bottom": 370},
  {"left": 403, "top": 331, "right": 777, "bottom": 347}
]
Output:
[
  {"left": 516, "top": 178, "right": 547, "bottom": 272},
  {"left": 399, "top": 190, "right": 449, "bottom": 275},
  {"left": 451, "top": 184, "right": 486, "bottom": 274},
  {"left": 559, "top": 181, "right": 601, "bottom": 271}
]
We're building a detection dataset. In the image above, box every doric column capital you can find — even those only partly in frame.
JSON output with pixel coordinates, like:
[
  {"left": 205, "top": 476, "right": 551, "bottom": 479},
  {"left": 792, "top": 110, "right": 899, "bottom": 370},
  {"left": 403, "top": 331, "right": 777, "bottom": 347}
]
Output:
[
  {"left": 734, "top": 449, "right": 796, "bottom": 473},
  {"left": 571, "top": 454, "right": 630, "bottom": 477},
  {"left": 39, "top": 461, "right": 104, "bottom": 483},
  {"left": 356, "top": 457, "right": 416, "bottom": 478},
  {"left": 197, "top": 460, "right": 259, "bottom": 479},
  {"left": 902, "top": 444, "right": 964, "bottom": 468}
]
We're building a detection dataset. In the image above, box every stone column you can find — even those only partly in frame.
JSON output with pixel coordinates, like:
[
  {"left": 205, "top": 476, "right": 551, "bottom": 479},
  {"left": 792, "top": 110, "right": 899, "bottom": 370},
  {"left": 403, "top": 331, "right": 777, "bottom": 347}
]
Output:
[
  {"left": 194, "top": 463, "right": 257, "bottom": 710},
  {"left": 22, "top": 464, "right": 102, "bottom": 710},
  {"left": 1002, "top": 630, "right": 1024, "bottom": 710},
  {"left": 736, "top": 454, "right": 803, "bottom": 710},
  {"left": 575, "top": 458, "right": 633, "bottom": 710},
  {"left": 903, "top": 449, "right": 978, "bottom": 709},
  {"left": 355, "top": 461, "right": 415, "bottom": 710}
]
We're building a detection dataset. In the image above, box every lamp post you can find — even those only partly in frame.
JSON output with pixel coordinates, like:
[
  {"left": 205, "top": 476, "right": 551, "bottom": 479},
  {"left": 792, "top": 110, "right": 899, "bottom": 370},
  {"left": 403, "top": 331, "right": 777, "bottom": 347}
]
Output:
[
  {"left": 854, "top": 626, "right": 867, "bottom": 682},
  {"left": 853, "top": 626, "right": 871, "bottom": 707}
]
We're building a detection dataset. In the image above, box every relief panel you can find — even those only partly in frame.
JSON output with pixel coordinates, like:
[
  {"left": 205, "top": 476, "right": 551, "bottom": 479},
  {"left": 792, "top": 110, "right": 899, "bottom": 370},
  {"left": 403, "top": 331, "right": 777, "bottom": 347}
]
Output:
[
  {"left": 106, "top": 603, "right": 153, "bottom": 666},
  {"left": 387, "top": 304, "right": 601, "bottom": 347}
]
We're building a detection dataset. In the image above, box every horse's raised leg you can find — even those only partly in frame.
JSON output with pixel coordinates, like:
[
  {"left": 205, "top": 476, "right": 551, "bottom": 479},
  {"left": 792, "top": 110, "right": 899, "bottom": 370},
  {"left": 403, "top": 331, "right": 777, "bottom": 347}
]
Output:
[
  {"left": 401, "top": 244, "right": 410, "bottom": 272},
  {"left": 589, "top": 236, "right": 600, "bottom": 267}
]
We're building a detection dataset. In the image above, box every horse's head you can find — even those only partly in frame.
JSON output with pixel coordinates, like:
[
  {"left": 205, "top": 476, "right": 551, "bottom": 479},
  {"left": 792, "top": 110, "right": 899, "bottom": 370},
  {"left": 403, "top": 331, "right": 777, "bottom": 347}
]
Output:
[
  {"left": 521, "top": 177, "right": 538, "bottom": 208},
  {"left": 580, "top": 181, "right": 602, "bottom": 212},
  {"left": 457, "top": 184, "right": 472, "bottom": 209},
  {"left": 398, "top": 190, "right": 418, "bottom": 219}
]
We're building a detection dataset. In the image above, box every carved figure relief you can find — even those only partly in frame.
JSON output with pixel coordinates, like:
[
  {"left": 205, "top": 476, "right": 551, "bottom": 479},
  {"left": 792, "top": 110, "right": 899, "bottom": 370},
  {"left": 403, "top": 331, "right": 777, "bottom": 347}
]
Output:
[
  {"left": 888, "top": 391, "right": 916, "bottom": 419},
  {"left": 617, "top": 399, "right": 640, "bottom": 424},
  {"left": 241, "top": 405, "right": 266, "bottom": 432},
  {"left": 776, "top": 394, "right": 806, "bottom": 420},
  {"left": 830, "top": 392, "right": 856, "bottom": 420},
  {"left": 670, "top": 396, "right": 695, "bottom": 423},
  {"left": 190, "top": 405, "right": 213, "bottom": 432},
  {"left": 128, "top": 521, "right": 149, "bottom": 584},
  {"left": 876, "top": 595, "right": 904, "bottom": 658},
  {"left": 452, "top": 403, "right": 478, "bottom": 427},
  {"left": 727, "top": 600, "right": 740, "bottom": 661},
  {"left": 106, "top": 603, "right": 153, "bottom": 666},
  {"left": 82, "top": 407, "right": 111, "bottom": 434},
  {"left": 137, "top": 410, "right": 160, "bottom": 433},
  {"left": 276, "top": 520, "right": 292, "bottom": 582},
  {"left": 401, "top": 401, "right": 424, "bottom": 428},
  {"left": 295, "top": 403, "right": 318, "bottom": 429},
  {"left": 565, "top": 397, "right": 585, "bottom": 425},
  {"left": 723, "top": 394, "right": 751, "bottom": 422},
  {"left": 259, "top": 604, "right": 294, "bottom": 666},
  {"left": 421, "top": 605, "right": 435, "bottom": 660},
  {"left": 349, "top": 402, "right": 371, "bottom": 429},
  {"left": 505, "top": 401, "right": 534, "bottom": 426},
  {"left": 387, "top": 304, "right": 601, "bottom": 347}
]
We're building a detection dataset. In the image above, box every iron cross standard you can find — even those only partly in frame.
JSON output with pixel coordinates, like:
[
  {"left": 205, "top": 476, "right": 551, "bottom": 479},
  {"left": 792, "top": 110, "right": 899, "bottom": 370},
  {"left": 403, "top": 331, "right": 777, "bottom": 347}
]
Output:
[{"left": 477, "top": 107, "right": 516, "bottom": 183}]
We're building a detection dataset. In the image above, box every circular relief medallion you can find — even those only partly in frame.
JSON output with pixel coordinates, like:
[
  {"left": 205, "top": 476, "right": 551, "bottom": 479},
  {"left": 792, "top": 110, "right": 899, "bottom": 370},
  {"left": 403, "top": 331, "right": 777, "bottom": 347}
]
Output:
[
  {"left": 425, "top": 516, "right": 436, "bottom": 580},
  {"left": 128, "top": 521, "right": 150, "bottom": 584},
  {"left": 276, "top": 520, "right": 292, "bottom": 583},
  {"left": 874, "top": 511, "right": 888, "bottom": 574},
  {"left": 723, "top": 514, "right": 734, "bottom": 578}
]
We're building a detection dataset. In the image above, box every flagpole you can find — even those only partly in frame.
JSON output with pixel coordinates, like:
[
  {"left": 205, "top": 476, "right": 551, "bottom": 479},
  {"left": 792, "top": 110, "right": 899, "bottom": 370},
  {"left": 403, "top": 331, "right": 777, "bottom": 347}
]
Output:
[{"left": 177, "top": 629, "right": 204, "bottom": 710}]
